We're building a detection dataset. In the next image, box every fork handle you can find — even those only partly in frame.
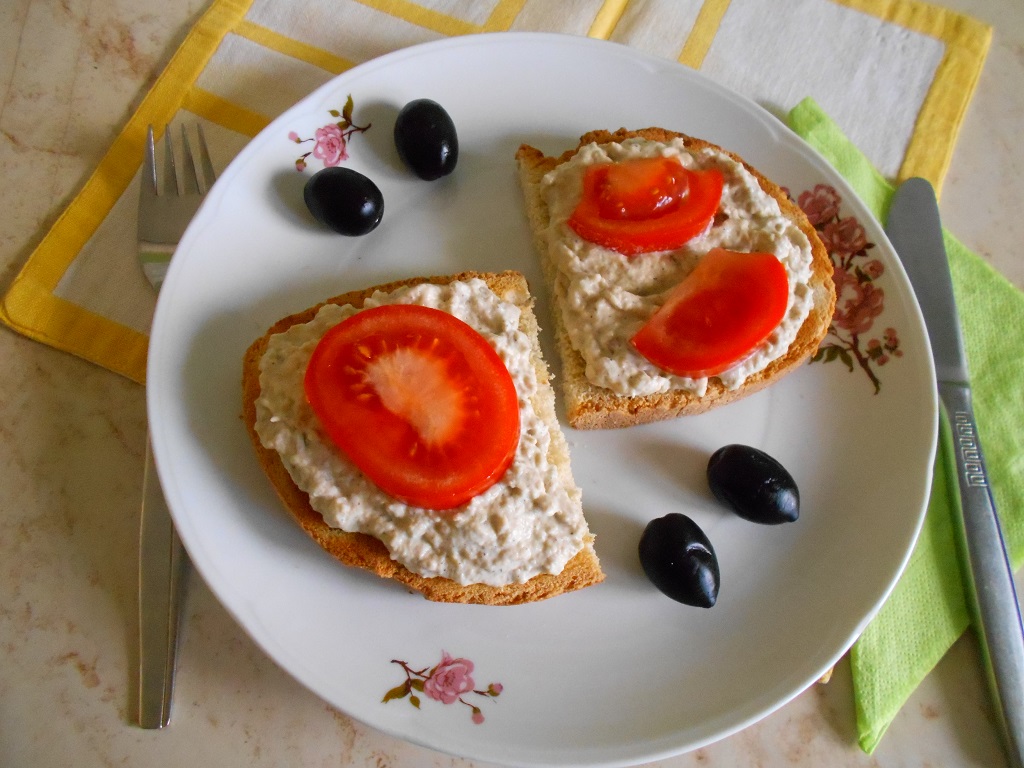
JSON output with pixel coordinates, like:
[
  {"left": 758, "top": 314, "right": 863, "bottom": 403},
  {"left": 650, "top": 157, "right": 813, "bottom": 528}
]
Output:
[{"left": 137, "top": 435, "right": 185, "bottom": 728}]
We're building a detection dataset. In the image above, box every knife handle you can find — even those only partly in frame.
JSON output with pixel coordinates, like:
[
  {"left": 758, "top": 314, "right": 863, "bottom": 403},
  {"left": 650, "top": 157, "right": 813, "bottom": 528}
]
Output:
[{"left": 940, "top": 383, "right": 1024, "bottom": 768}]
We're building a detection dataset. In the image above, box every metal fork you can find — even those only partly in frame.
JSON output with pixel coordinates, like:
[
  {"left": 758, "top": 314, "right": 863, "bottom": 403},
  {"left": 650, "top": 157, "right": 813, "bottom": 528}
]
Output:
[{"left": 136, "top": 124, "right": 215, "bottom": 728}]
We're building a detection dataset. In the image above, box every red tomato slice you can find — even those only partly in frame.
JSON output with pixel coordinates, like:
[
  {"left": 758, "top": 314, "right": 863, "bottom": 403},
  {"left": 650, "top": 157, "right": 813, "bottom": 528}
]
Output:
[
  {"left": 596, "top": 156, "right": 689, "bottom": 220},
  {"left": 631, "top": 248, "right": 790, "bottom": 378},
  {"left": 303, "top": 304, "right": 520, "bottom": 511},
  {"left": 568, "top": 157, "right": 724, "bottom": 256}
]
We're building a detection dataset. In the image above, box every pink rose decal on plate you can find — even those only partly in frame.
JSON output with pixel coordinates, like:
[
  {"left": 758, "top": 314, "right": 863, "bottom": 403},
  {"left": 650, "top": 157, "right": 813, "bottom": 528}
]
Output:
[
  {"left": 423, "top": 652, "right": 475, "bottom": 704},
  {"left": 820, "top": 216, "right": 868, "bottom": 258},
  {"left": 383, "top": 651, "right": 503, "bottom": 724},
  {"left": 311, "top": 124, "right": 348, "bottom": 166},
  {"left": 796, "top": 183, "right": 902, "bottom": 393},
  {"left": 289, "top": 94, "right": 371, "bottom": 171},
  {"left": 799, "top": 183, "right": 841, "bottom": 226}
]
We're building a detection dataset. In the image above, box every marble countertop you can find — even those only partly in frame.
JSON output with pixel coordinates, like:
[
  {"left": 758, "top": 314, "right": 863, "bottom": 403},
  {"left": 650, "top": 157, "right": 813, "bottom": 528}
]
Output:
[{"left": 1, "top": 1, "right": 1021, "bottom": 766}]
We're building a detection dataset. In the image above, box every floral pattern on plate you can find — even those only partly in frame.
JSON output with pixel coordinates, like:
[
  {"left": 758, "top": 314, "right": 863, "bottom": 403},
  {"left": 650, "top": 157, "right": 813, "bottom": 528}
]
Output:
[
  {"left": 797, "top": 183, "right": 902, "bottom": 392},
  {"left": 383, "top": 651, "right": 503, "bottom": 724},
  {"left": 288, "top": 94, "right": 371, "bottom": 171}
]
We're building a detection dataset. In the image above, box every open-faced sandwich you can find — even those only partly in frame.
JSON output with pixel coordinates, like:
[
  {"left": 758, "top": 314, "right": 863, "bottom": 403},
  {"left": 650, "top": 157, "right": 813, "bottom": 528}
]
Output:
[
  {"left": 242, "top": 270, "right": 604, "bottom": 605},
  {"left": 516, "top": 128, "right": 836, "bottom": 429}
]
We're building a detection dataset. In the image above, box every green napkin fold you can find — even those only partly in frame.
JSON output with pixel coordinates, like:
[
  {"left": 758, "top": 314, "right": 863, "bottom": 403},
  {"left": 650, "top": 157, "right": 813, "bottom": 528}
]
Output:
[{"left": 788, "top": 97, "right": 1024, "bottom": 753}]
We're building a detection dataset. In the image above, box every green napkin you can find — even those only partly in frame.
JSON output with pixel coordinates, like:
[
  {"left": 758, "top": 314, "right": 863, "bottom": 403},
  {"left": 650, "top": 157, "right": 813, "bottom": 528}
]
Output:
[{"left": 788, "top": 97, "right": 1024, "bottom": 753}]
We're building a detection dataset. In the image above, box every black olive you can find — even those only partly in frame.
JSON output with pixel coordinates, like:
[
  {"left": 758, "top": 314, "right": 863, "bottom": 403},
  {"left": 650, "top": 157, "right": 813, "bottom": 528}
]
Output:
[
  {"left": 707, "top": 444, "right": 799, "bottom": 525},
  {"left": 393, "top": 99, "right": 458, "bottom": 180},
  {"left": 303, "top": 167, "right": 383, "bottom": 236},
  {"left": 638, "top": 513, "right": 719, "bottom": 608}
]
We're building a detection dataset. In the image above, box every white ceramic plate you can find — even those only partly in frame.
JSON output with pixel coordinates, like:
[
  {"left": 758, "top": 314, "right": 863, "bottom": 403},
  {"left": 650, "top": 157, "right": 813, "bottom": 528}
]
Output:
[{"left": 148, "top": 33, "right": 937, "bottom": 768}]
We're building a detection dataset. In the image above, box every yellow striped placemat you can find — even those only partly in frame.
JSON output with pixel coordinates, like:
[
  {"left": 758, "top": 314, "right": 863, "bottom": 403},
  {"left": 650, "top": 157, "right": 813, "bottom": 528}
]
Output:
[{"left": 0, "top": 0, "right": 991, "bottom": 383}]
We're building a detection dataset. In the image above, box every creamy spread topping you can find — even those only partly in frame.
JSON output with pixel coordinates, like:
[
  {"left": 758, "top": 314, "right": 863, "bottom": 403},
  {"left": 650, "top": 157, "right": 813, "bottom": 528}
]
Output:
[
  {"left": 254, "top": 279, "right": 587, "bottom": 587},
  {"left": 541, "top": 137, "right": 815, "bottom": 397}
]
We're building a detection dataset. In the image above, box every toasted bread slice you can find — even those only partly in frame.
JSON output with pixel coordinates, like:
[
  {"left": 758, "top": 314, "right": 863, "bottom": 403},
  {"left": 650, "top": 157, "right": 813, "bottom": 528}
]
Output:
[
  {"left": 516, "top": 128, "right": 836, "bottom": 429},
  {"left": 242, "top": 270, "right": 603, "bottom": 605}
]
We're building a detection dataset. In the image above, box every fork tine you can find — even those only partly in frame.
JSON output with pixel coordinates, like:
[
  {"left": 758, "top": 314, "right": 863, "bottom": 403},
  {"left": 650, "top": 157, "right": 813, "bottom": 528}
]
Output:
[
  {"left": 142, "top": 125, "right": 158, "bottom": 196},
  {"left": 162, "top": 127, "right": 177, "bottom": 196},
  {"left": 180, "top": 125, "right": 200, "bottom": 196},
  {"left": 195, "top": 124, "right": 216, "bottom": 191}
]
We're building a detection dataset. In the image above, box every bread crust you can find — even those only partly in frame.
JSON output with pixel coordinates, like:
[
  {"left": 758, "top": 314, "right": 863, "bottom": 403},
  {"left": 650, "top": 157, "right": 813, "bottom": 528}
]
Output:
[
  {"left": 515, "top": 128, "right": 836, "bottom": 429},
  {"left": 242, "top": 270, "right": 604, "bottom": 605}
]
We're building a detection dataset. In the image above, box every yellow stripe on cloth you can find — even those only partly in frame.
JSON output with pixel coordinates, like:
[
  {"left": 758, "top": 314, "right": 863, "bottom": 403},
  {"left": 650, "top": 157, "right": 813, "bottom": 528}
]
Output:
[
  {"left": 678, "top": 0, "right": 733, "bottom": 68},
  {"left": 587, "top": 0, "right": 630, "bottom": 39},
  {"left": 354, "top": 0, "right": 479, "bottom": 35},
  {"left": 2, "top": 280, "right": 150, "bottom": 384},
  {"left": 183, "top": 86, "right": 273, "bottom": 138},
  {"left": 833, "top": 0, "right": 991, "bottom": 196},
  {"left": 234, "top": 19, "right": 356, "bottom": 74},
  {"left": 353, "top": 0, "right": 524, "bottom": 35},
  {"left": 481, "top": 0, "right": 528, "bottom": 32}
]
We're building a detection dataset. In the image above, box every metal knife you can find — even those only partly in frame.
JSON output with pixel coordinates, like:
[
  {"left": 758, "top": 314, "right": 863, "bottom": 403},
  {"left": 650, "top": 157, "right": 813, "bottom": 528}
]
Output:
[{"left": 887, "top": 177, "right": 1024, "bottom": 768}]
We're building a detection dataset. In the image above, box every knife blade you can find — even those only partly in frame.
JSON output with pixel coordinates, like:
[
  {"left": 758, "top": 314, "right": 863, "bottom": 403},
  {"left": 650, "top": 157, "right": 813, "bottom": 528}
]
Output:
[{"left": 887, "top": 177, "right": 1024, "bottom": 767}]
